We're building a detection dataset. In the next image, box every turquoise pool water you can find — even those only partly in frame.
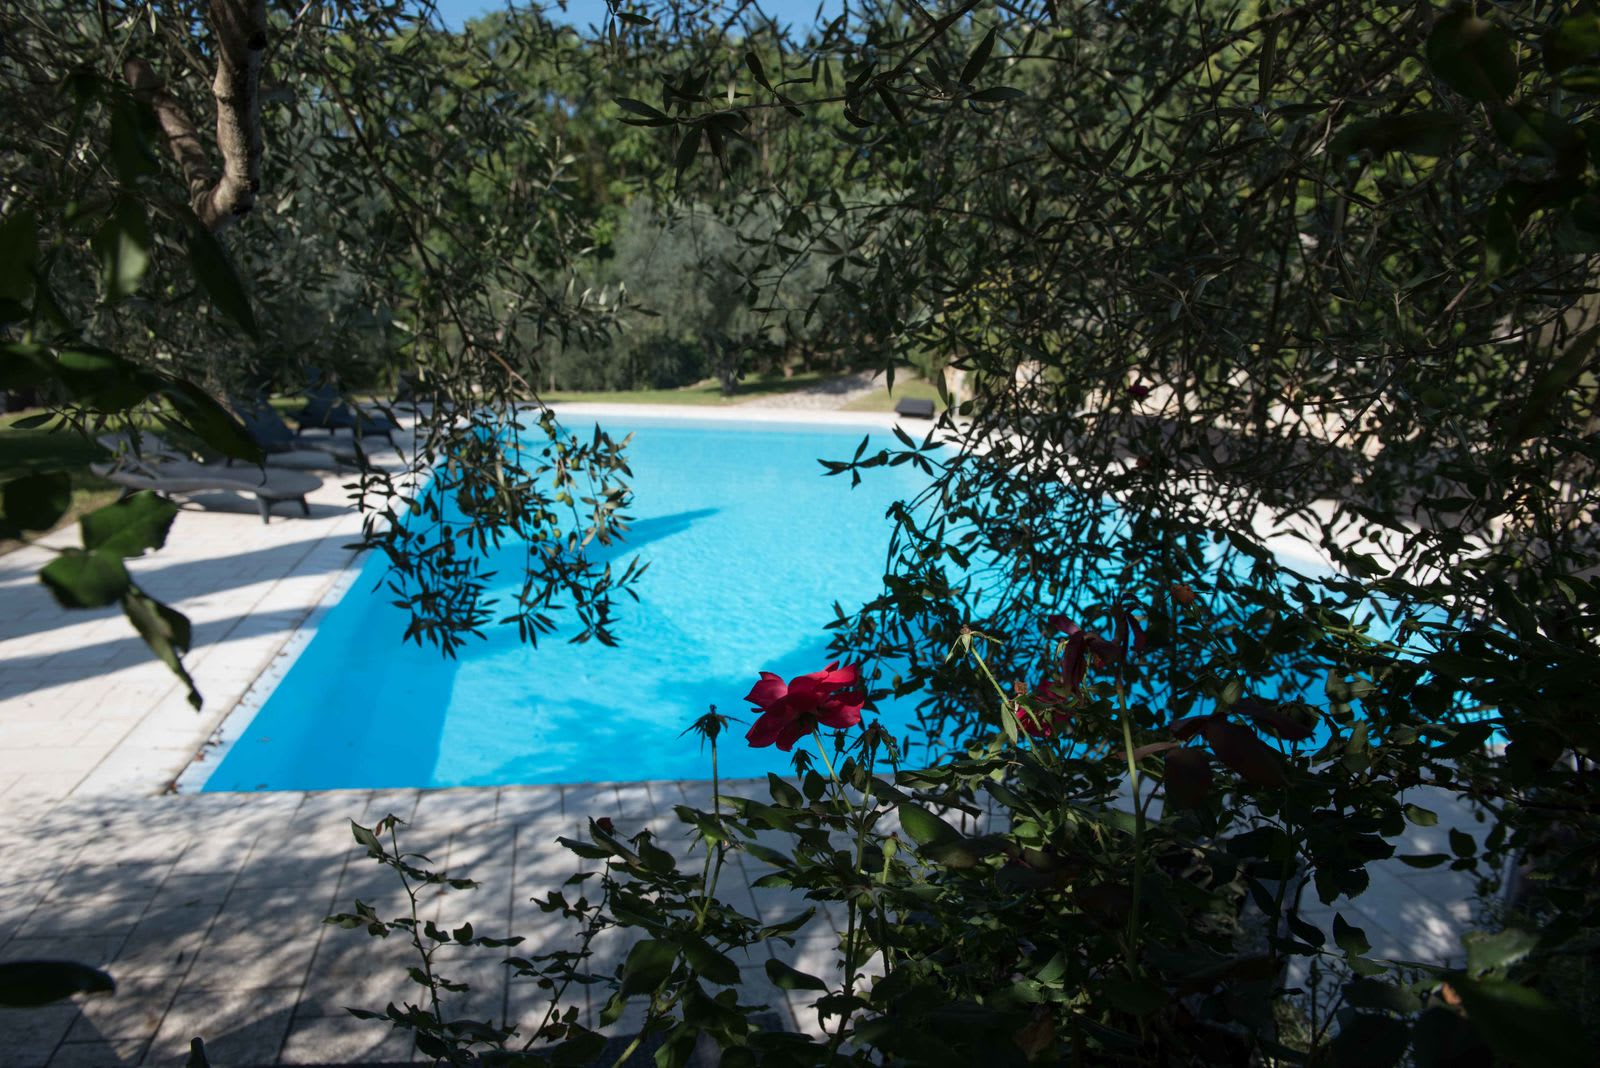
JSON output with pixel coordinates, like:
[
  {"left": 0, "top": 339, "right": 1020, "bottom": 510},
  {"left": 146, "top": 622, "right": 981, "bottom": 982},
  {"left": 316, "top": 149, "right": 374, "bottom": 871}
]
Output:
[{"left": 202, "top": 416, "right": 938, "bottom": 790}]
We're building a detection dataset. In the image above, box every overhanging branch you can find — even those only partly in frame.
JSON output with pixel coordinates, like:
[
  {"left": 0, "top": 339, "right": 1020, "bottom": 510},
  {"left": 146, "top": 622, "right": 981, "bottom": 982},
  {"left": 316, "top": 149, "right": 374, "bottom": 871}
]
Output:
[{"left": 124, "top": 0, "right": 266, "bottom": 232}]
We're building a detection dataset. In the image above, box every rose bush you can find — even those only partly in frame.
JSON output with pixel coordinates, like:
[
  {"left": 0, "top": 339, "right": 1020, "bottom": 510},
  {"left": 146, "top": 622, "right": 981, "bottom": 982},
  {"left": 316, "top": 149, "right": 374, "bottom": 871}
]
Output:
[{"left": 331, "top": 602, "right": 1589, "bottom": 1066}]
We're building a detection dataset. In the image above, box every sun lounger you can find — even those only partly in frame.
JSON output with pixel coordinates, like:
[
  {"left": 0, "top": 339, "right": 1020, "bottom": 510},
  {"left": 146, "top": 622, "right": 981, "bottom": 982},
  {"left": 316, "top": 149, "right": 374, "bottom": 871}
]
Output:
[
  {"left": 294, "top": 380, "right": 399, "bottom": 444},
  {"left": 894, "top": 397, "right": 937, "bottom": 419},
  {"left": 394, "top": 370, "right": 441, "bottom": 411},
  {"left": 233, "top": 400, "right": 365, "bottom": 470},
  {"left": 92, "top": 437, "right": 322, "bottom": 523}
]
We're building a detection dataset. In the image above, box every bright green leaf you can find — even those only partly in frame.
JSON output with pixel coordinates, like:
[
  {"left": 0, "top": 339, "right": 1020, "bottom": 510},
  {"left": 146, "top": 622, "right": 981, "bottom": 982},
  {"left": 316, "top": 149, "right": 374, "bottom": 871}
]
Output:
[
  {"left": 897, "top": 802, "right": 960, "bottom": 846},
  {"left": 40, "top": 549, "right": 131, "bottom": 608},
  {"left": 1403, "top": 804, "right": 1439, "bottom": 827},
  {"left": 1464, "top": 927, "right": 1537, "bottom": 975},
  {"left": 80, "top": 491, "right": 178, "bottom": 557}
]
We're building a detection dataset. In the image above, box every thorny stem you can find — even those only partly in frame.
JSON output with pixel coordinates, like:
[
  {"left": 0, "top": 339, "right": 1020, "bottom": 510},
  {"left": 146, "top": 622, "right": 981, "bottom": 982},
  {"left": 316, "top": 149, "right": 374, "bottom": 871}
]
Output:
[
  {"left": 1116, "top": 676, "right": 1147, "bottom": 971},
  {"left": 618, "top": 731, "right": 729, "bottom": 1066},
  {"left": 811, "top": 730, "right": 842, "bottom": 785},
  {"left": 694, "top": 732, "right": 725, "bottom": 931},
  {"left": 388, "top": 821, "right": 446, "bottom": 1027},
  {"left": 811, "top": 729, "right": 879, "bottom": 1052},
  {"left": 519, "top": 860, "right": 615, "bottom": 1052},
  {"left": 610, "top": 980, "right": 692, "bottom": 1068},
  {"left": 809, "top": 731, "right": 857, "bottom": 1048},
  {"left": 965, "top": 630, "right": 1012, "bottom": 707}
]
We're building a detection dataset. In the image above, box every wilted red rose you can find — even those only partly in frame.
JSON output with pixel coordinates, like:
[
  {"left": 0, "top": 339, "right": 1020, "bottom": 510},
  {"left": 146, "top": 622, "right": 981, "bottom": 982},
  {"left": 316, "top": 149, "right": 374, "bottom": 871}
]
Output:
[
  {"left": 1016, "top": 696, "right": 1071, "bottom": 737},
  {"left": 1236, "top": 697, "right": 1317, "bottom": 743},
  {"left": 1167, "top": 713, "right": 1287, "bottom": 788},
  {"left": 1111, "top": 602, "right": 1147, "bottom": 660},
  {"left": 1046, "top": 616, "right": 1090, "bottom": 693},
  {"left": 744, "top": 661, "right": 866, "bottom": 751},
  {"left": 1047, "top": 602, "right": 1145, "bottom": 686},
  {"left": 595, "top": 817, "right": 615, "bottom": 835},
  {"left": 1128, "top": 383, "right": 1151, "bottom": 400},
  {"left": 1171, "top": 583, "right": 1197, "bottom": 606}
]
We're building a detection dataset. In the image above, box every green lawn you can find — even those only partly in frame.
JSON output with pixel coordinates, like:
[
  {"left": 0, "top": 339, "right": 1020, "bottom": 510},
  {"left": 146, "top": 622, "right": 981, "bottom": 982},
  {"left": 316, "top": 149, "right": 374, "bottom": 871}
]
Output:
[
  {"left": 841, "top": 375, "right": 946, "bottom": 412},
  {"left": 544, "top": 369, "right": 951, "bottom": 411},
  {"left": 545, "top": 370, "right": 848, "bottom": 406}
]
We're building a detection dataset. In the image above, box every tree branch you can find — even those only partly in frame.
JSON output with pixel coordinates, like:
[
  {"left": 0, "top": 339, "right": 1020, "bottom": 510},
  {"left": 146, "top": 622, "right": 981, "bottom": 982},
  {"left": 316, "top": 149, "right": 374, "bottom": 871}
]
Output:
[{"left": 123, "top": 0, "right": 267, "bottom": 232}]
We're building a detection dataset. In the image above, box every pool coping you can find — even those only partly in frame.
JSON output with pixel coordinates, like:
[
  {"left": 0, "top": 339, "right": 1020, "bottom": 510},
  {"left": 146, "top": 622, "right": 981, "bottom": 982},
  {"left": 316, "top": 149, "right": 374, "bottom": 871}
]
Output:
[{"left": 171, "top": 558, "right": 369, "bottom": 793}]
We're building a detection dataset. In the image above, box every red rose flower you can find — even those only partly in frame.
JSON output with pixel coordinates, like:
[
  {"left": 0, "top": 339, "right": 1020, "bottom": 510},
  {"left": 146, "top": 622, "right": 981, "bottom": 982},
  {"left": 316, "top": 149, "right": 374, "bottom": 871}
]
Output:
[
  {"left": 1017, "top": 697, "right": 1071, "bottom": 737},
  {"left": 744, "top": 661, "right": 866, "bottom": 751},
  {"left": 1046, "top": 616, "right": 1092, "bottom": 692}
]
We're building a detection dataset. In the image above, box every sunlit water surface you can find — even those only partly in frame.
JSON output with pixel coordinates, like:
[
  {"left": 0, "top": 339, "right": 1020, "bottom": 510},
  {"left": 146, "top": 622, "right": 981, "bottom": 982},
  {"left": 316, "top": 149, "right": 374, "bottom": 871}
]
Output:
[{"left": 203, "top": 416, "right": 941, "bottom": 789}]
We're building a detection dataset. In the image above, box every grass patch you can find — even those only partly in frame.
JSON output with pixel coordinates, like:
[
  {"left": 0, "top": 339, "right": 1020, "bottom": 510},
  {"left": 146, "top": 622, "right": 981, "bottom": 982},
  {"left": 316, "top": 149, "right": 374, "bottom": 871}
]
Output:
[
  {"left": 841, "top": 376, "right": 945, "bottom": 412},
  {"left": 545, "top": 370, "right": 847, "bottom": 406}
]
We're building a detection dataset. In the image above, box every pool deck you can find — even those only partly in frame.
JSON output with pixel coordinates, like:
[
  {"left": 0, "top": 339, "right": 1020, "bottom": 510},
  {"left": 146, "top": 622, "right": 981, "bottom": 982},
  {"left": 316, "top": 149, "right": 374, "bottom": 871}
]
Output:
[{"left": 0, "top": 406, "right": 1493, "bottom": 1066}]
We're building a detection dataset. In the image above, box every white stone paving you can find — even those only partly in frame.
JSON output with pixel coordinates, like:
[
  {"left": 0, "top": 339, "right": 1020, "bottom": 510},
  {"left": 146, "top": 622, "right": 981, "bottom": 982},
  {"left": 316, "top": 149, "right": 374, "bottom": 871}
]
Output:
[{"left": 0, "top": 406, "right": 1497, "bottom": 1066}]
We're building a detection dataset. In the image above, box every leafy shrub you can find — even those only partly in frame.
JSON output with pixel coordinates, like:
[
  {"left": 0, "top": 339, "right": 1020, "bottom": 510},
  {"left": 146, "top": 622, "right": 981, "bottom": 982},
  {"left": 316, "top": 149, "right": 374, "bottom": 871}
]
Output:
[{"left": 333, "top": 617, "right": 1587, "bottom": 1066}]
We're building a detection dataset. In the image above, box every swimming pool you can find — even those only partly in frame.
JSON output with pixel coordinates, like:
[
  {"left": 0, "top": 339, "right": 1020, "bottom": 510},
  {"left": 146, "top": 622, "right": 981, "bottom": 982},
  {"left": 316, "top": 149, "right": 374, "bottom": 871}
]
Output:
[{"left": 199, "top": 414, "right": 940, "bottom": 790}]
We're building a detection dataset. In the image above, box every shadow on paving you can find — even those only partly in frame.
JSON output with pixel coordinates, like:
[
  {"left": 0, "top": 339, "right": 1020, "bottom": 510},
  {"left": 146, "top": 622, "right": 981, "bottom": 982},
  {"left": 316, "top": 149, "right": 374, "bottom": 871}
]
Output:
[
  {"left": 0, "top": 777, "right": 1491, "bottom": 1065},
  {"left": 0, "top": 533, "right": 349, "bottom": 636},
  {"left": 0, "top": 783, "right": 815, "bottom": 1066},
  {"left": 0, "top": 605, "right": 331, "bottom": 701}
]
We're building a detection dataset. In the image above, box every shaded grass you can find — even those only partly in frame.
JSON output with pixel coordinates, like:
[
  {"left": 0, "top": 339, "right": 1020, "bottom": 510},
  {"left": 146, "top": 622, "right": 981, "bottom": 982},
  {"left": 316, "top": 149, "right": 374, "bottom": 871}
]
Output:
[
  {"left": 544, "top": 370, "right": 845, "bottom": 406},
  {"left": 841, "top": 376, "right": 945, "bottom": 412}
]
